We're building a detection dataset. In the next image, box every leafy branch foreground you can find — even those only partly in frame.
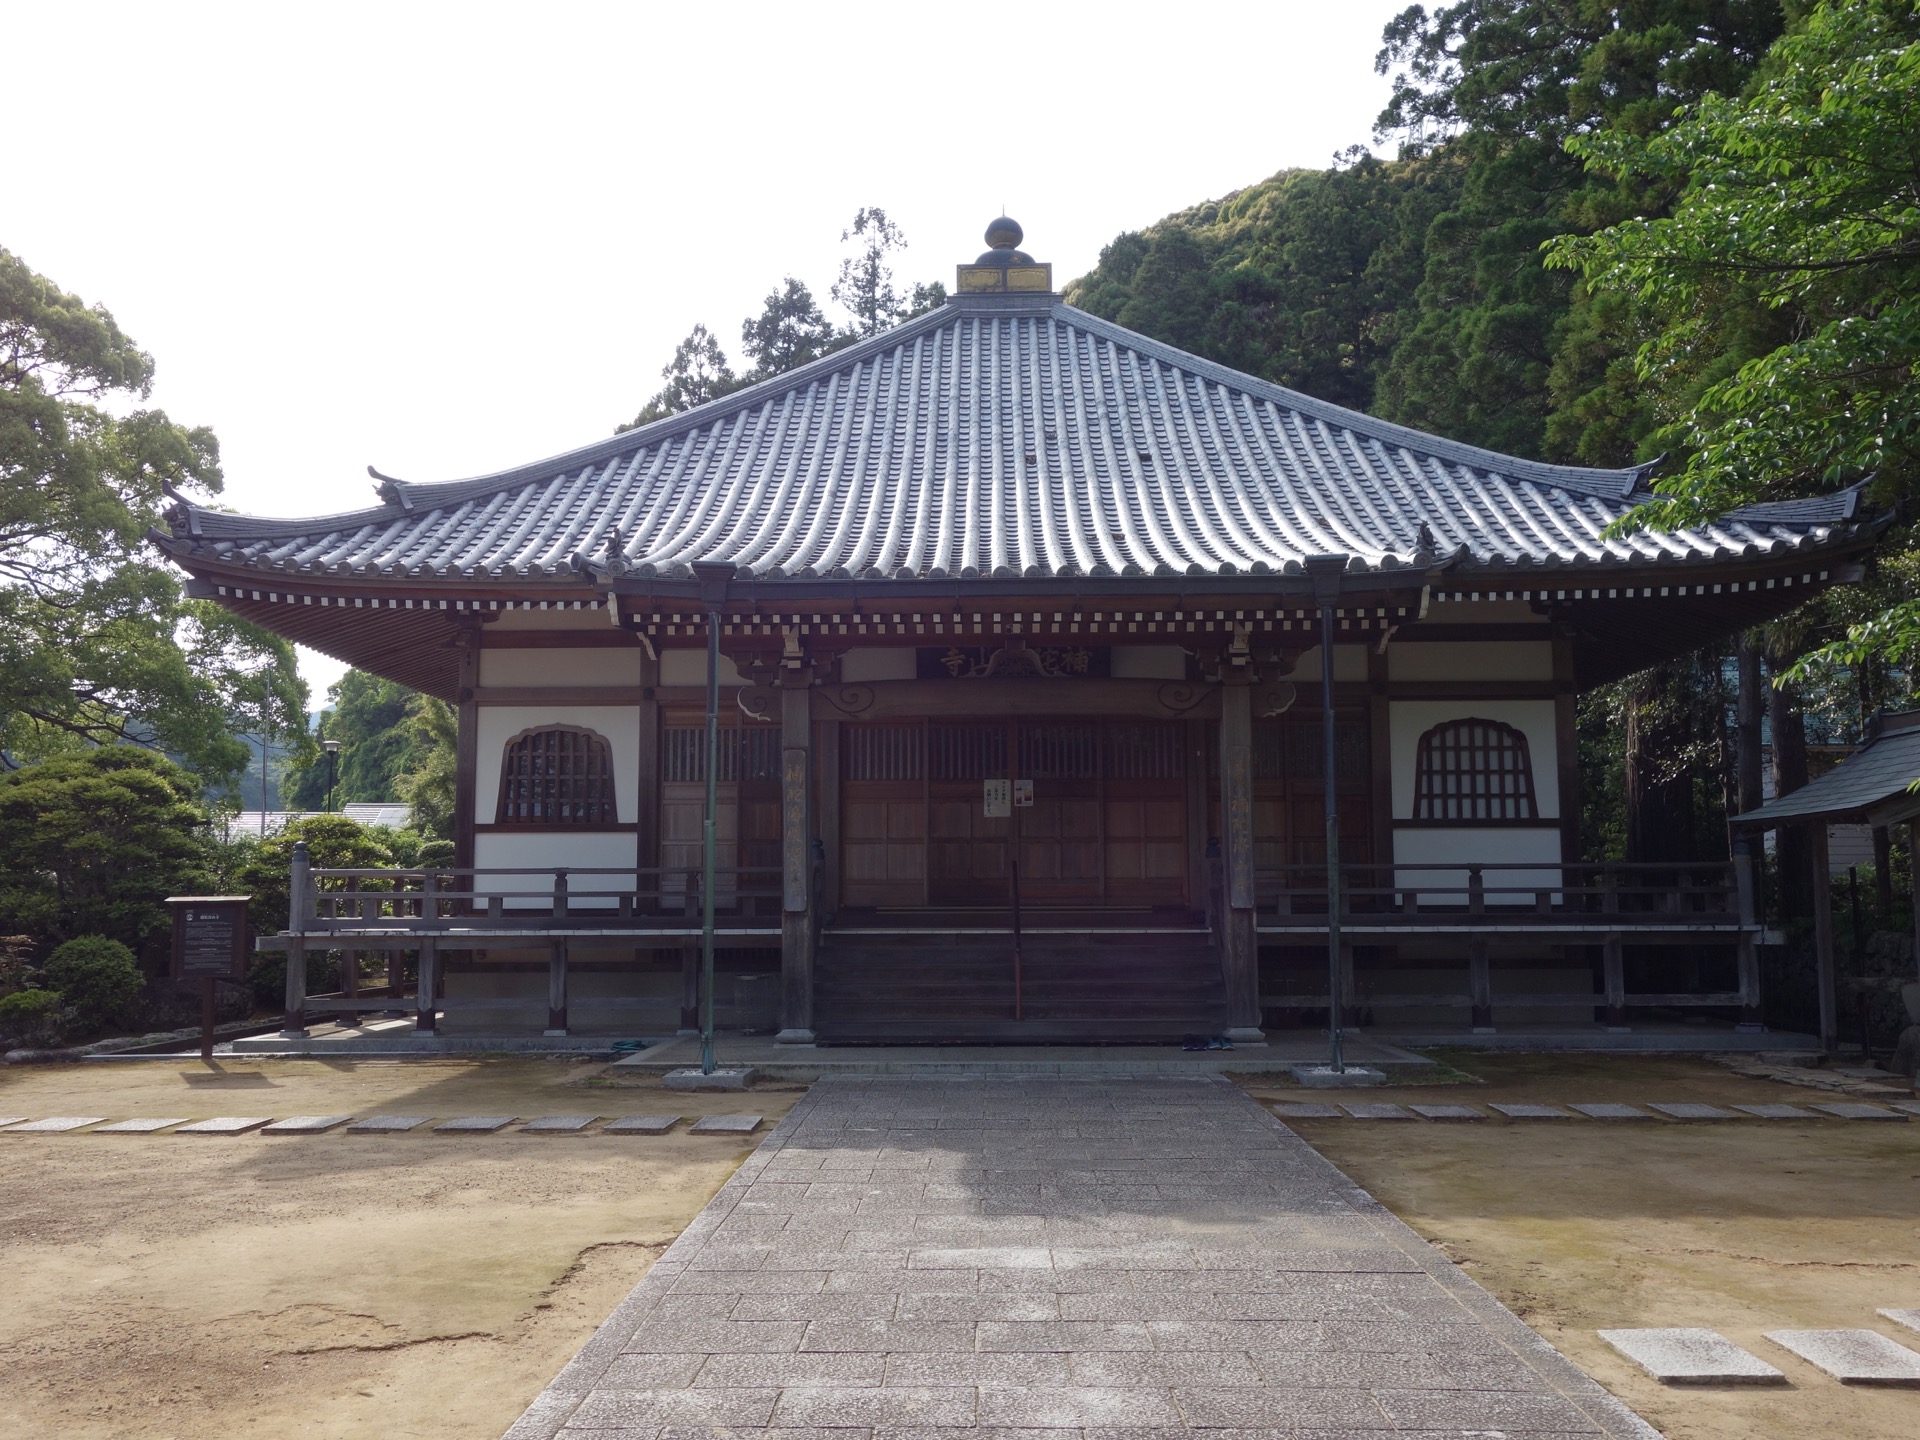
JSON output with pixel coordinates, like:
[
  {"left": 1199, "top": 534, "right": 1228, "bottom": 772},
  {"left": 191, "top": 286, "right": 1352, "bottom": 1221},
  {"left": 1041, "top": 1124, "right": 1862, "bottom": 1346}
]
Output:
[{"left": 1548, "top": 0, "right": 1920, "bottom": 678}]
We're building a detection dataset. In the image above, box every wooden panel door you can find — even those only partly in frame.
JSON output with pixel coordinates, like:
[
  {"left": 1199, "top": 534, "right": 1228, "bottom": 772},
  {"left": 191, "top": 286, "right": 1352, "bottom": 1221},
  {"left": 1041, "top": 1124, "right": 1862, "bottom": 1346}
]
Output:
[
  {"left": 1103, "top": 721, "right": 1187, "bottom": 906},
  {"left": 928, "top": 722, "right": 1011, "bottom": 905},
  {"left": 1018, "top": 722, "right": 1102, "bottom": 902},
  {"left": 840, "top": 724, "right": 926, "bottom": 907}
]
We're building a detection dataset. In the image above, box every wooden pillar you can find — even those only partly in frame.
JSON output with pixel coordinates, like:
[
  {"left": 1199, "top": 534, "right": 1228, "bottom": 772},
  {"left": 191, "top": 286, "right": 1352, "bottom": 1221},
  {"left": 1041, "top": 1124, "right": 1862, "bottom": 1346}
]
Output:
[
  {"left": 818, "top": 715, "right": 842, "bottom": 918},
  {"left": 415, "top": 941, "right": 438, "bottom": 1034},
  {"left": 1552, "top": 627, "right": 1581, "bottom": 865},
  {"left": 1732, "top": 834, "right": 1764, "bottom": 1029},
  {"left": 777, "top": 674, "right": 816, "bottom": 1044},
  {"left": 1184, "top": 718, "right": 1209, "bottom": 912},
  {"left": 1218, "top": 678, "right": 1263, "bottom": 1041},
  {"left": 1601, "top": 935, "right": 1627, "bottom": 1029},
  {"left": 1809, "top": 823, "right": 1837, "bottom": 1051},
  {"left": 1470, "top": 937, "right": 1494, "bottom": 1032},
  {"left": 1911, "top": 819, "right": 1920, "bottom": 981},
  {"left": 280, "top": 839, "right": 311, "bottom": 1038},
  {"left": 452, "top": 626, "right": 481, "bottom": 873},
  {"left": 546, "top": 939, "right": 569, "bottom": 1035}
]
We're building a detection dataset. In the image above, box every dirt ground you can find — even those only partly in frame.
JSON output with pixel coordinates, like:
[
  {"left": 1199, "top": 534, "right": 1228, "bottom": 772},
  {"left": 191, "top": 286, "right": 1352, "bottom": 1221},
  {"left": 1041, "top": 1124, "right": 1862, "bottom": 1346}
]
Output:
[
  {"left": 0, "top": 1057, "right": 802, "bottom": 1440},
  {"left": 1241, "top": 1054, "right": 1920, "bottom": 1440},
  {"left": 5, "top": 1054, "right": 1917, "bottom": 1440}
]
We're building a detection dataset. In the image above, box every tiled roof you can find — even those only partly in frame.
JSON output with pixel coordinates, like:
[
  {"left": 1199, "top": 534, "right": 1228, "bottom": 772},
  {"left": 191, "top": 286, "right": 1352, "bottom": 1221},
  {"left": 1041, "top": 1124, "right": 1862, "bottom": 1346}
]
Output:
[
  {"left": 1732, "top": 710, "right": 1920, "bottom": 828},
  {"left": 160, "top": 295, "right": 1866, "bottom": 587}
]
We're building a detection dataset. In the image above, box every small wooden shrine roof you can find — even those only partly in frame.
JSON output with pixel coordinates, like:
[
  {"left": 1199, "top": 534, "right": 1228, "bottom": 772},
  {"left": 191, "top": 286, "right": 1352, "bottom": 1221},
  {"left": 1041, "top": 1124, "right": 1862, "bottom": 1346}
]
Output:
[{"left": 1733, "top": 710, "right": 1920, "bottom": 831}]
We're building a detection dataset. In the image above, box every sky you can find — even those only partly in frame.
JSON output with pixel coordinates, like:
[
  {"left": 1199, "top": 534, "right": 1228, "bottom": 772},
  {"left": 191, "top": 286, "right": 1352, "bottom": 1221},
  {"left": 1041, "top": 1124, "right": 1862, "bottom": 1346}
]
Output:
[{"left": 10, "top": 0, "right": 1411, "bottom": 699}]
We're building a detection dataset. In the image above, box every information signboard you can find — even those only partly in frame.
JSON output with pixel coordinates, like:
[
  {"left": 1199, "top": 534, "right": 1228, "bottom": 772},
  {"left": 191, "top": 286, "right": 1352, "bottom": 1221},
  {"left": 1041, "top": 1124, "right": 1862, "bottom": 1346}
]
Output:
[
  {"left": 983, "top": 778, "right": 1011, "bottom": 818},
  {"left": 164, "top": 895, "right": 251, "bottom": 1062}
]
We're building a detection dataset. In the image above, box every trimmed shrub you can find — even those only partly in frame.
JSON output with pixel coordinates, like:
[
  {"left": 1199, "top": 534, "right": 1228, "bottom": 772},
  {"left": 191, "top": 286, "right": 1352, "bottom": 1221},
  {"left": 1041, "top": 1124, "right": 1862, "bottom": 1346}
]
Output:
[
  {"left": 41, "top": 936, "right": 144, "bottom": 1035},
  {"left": 0, "top": 988, "right": 64, "bottom": 1048}
]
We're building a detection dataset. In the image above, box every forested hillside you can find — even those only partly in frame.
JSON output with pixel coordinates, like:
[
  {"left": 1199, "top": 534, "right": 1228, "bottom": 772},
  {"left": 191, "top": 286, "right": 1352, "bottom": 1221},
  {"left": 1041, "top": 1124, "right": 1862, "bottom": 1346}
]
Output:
[{"left": 1067, "top": 0, "right": 1917, "bottom": 897}]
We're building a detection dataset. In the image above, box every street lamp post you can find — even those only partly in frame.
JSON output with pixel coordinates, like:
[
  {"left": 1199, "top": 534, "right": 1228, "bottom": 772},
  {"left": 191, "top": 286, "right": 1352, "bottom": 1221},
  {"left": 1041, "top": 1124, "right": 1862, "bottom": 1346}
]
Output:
[{"left": 321, "top": 738, "right": 341, "bottom": 814}]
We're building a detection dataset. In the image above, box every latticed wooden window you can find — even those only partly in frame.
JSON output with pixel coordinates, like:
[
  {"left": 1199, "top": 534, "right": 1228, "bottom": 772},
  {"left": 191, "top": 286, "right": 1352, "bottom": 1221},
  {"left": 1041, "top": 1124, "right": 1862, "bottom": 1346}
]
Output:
[
  {"left": 1414, "top": 718, "right": 1537, "bottom": 822},
  {"left": 497, "top": 727, "right": 616, "bottom": 825}
]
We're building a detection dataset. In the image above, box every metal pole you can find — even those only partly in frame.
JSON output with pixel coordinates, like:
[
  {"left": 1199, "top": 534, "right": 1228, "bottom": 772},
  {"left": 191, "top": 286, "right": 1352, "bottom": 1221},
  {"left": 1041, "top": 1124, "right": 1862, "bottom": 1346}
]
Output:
[
  {"left": 701, "top": 604, "right": 721, "bottom": 1075},
  {"left": 1320, "top": 602, "right": 1344, "bottom": 1072}
]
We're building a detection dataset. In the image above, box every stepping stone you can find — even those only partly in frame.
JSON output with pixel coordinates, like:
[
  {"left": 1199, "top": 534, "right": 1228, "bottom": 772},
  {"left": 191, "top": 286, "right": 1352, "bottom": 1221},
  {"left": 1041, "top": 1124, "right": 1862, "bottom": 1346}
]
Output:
[
  {"left": 689, "top": 1114, "right": 762, "bottom": 1135},
  {"left": 261, "top": 1115, "right": 353, "bottom": 1134},
  {"left": 604, "top": 1115, "right": 680, "bottom": 1134},
  {"left": 346, "top": 1115, "right": 431, "bottom": 1133},
  {"left": 93, "top": 1118, "right": 189, "bottom": 1134},
  {"left": 1648, "top": 1103, "right": 1740, "bottom": 1120},
  {"left": 1812, "top": 1103, "right": 1906, "bottom": 1121},
  {"left": 1880, "top": 1309, "right": 1920, "bottom": 1336},
  {"left": 1733, "top": 1104, "right": 1823, "bottom": 1119},
  {"left": 1599, "top": 1328, "right": 1786, "bottom": 1385},
  {"left": 434, "top": 1116, "right": 515, "bottom": 1133},
  {"left": 1571, "top": 1103, "right": 1653, "bottom": 1120},
  {"left": 2, "top": 1116, "right": 106, "bottom": 1133},
  {"left": 1268, "top": 1102, "right": 1340, "bottom": 1119},
  {"left": 175, "top": 1116, "right": 271, "bottom": 1135},
  {"left": 1889, "top": 1101, "right": 1920, "bottom": 1118},
  {"left": 1342, "top": 1102, "right": 1413, "bottom": 1119},
  {"left": 1766, "top": 1329, "right": 1920, "bottom": 1384},
  {"left": 1490, "top": 1103, "right": 1572, "bottom": 1119},
  {"left": 0, "top": 1117, "right": 28, "bottom": 1130},
  {"left": 521, "top": 1115, "right": 599, "bottom": 1133},
  {"left": 1409, "top": 1104, "right": 1484, "bottom": 1122}
]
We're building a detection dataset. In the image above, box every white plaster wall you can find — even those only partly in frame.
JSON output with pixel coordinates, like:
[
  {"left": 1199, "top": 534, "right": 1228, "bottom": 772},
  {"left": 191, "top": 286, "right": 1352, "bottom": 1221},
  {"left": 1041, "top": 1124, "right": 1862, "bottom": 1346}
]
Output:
[
  {"left": 480, "top": 648, "right": 645, "bottom": 687},
  {"left": 1280, "top": 645, "right": 1368, "bottom": 683},
  {"left": 473, "top": 831, "right": 639, "bottom": 909},
  {"left": 490, "top": 605, "right": 616, "bottom": 631},
  {"left": 659, "top": 649, "right": 745, "bottom": 687},
  {"left": 1391, "top": 826, "right": 1564, "bottom": 902},
  {"left": 1111, "top": 645, "right": 1187, "bottom": 680},
  {"left": 841, "top": 647, "right": 918, "bottom": 682},
  {"left": 1389, "top": 699, "right": 1560, "bottom": 821},
  {"left": 1388, "top": 641, "right": 1552, "bottom": 682},
  {"left": 475, "top": 705, "right": 640, "bottom": 822}
]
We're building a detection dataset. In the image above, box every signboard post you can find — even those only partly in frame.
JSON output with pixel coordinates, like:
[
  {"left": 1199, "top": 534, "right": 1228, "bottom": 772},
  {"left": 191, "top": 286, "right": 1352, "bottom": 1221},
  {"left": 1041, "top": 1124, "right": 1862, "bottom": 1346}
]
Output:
[{"left": 166, "top": 896, "right": 251, "bottom": 1061}]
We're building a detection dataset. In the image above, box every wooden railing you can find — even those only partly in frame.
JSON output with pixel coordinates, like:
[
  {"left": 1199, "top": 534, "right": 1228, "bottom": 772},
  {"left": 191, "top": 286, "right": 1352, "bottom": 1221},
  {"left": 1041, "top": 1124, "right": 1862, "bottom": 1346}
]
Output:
[
  {"left": 1257, "top": 860, "right": 1750, "bottom": 927},
  {"left": 286, "top": 863, "right": 785, "bottom": 934},
  {"left": 265, "top": 848, "right": 785, "bottom": 1039}
]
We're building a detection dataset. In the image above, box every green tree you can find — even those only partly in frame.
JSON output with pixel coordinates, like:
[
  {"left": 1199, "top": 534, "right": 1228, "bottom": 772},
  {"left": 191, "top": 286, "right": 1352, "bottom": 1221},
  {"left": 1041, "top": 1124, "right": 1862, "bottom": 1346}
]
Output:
[
  {"left": 1067, "top": 155, "right": 1456, "bottom": 412},
  {"left": 833, "top": 207, "right": 931, "bottom": 337},
  {"left": 0, "top": 747, "right": 214, "bottom": 955},
  {"left": 41, "top": 936, "right": 144, "bottom": 1034},
  {"left": 740, "top": 277, "right": 841, "bottom": 379},
  {"left": 396, "top": 694, "right": 457, "bottom": 840},
  {"left": 0, "top": 247, "right": 307, "bottom": 781},
  {"left": 1545, "top": 0, "right": 1920, "bottom": 670},
  {"left": 236, "top": 813, "right": 396, "bottom": 1002},
  {"left": 1369, "top": 1, "right": 1787, "bottom": 460},
  {"left": 285, "top": 670, "right": 421, "bottom": 809},
  {"left": 619, "top": 323, "right": 741, "bottom": 431}
]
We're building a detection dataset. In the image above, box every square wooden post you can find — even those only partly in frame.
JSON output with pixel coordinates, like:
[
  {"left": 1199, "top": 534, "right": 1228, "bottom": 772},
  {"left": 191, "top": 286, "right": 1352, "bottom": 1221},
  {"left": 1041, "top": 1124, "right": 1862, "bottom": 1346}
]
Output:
[
  {"left": 1809, "top": 823, "right": 1837, "bottom": 1052},
  {"left": 415, "top": 941, "right": 438, "bottom": 1034},
  {"left": 1470, "top": 937, "right": 1494, "bottom": 1031},
  {"left": 1601, "top": 935, "right": 1627, "bottom": 1029},
  {"left": 1218, "top": 677, "right": 1263, "bottom": 1042},
  {"left": 280, "top": 839, "right": 311, "bottom": 1039},
  {"left": 1732, "top": 835, "right": 1764, "bottom": 1029},
  {"left": 546, "top": 940, "right": 570, "bottom": 1035},
  {"left": 777, "top": 675, "right": 817, "bottom": 1044}
]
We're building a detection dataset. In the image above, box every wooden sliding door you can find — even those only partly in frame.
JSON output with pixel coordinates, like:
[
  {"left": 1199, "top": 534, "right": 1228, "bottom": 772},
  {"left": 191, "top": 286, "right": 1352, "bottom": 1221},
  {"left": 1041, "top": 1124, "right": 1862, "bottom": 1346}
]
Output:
[{"left": 839, "top": 717, "right": 1189, "bottom": 911}]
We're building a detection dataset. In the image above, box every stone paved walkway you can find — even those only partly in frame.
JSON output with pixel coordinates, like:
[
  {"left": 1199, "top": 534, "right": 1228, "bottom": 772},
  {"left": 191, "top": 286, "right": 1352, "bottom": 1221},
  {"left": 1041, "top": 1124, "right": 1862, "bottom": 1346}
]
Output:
[{"left": 506, "top": 1076, "right": 1657, "bottom": 1439}]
